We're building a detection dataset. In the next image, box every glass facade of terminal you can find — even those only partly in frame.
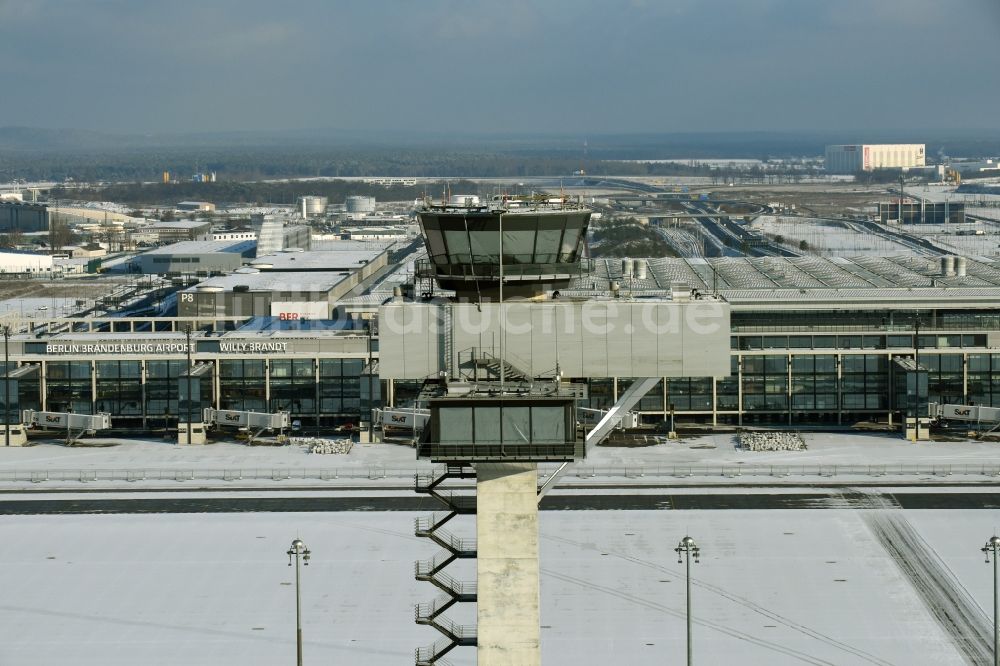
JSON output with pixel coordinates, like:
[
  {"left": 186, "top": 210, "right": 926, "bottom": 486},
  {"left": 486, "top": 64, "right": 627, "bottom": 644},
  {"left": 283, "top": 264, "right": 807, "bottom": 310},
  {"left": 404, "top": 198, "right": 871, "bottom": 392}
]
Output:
[
  {"left": 568, "top": 328, "right": 1000, "bottom": 426},
  {"left": 6, "top": 354, "right": 376, "bottom": 432},
  {"left": 5, "top": 339, "right": 999, "bottom": 429}
]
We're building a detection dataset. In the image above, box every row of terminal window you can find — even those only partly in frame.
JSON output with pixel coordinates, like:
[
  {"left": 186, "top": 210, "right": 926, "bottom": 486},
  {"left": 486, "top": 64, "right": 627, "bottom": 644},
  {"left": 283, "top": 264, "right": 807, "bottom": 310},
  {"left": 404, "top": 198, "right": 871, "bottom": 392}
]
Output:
[
  {"left": 151, "top": 256, "right": 201, "bottom": 264},
  {"left": 736, "top": 334, "right": 986, "bottom": 351}
]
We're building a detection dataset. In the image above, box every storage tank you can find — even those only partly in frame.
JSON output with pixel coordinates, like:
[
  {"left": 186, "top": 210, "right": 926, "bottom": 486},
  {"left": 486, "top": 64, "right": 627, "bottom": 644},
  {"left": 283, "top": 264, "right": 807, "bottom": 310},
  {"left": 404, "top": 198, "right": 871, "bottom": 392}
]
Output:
[
  {"left": 345, "top": 195, "right": 376, "bottom": 215},
  {"left": 298, "top": 196, "right": 328, "bottom": 217},
  {"left": 621, "top": 258, "right": 633, "bottom": 277},
  {"left": 956, "top": 256, "right": 968, "bottom": 277},
  {"left": 635, "top": 259, "right": 648, "bottom": 280},
  {"left": 941, "top": 255, "right": 956, "bottom": 276},
  {"left": 448, "top": 194, "right": 480, "bottom": 207}
]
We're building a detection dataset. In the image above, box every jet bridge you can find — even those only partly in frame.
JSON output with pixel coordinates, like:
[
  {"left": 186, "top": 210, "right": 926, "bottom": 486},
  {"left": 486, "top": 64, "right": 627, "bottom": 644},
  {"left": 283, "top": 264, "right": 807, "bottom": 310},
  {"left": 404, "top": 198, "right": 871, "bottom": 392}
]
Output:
[
  {"left": 372, "top": 407, "right": 430, "bottom": 437},
  {"left": 577, "top": 406, "right": 640, "bottom": 431},
  {"left": 201, "top": 408, "right": 290, "bottom": 445},
  {"left": 928, "top": 402, "right": 1000, "bottom": 433},
  {"left": 22, "top": 410, "right": 112, "bottom": 445}
]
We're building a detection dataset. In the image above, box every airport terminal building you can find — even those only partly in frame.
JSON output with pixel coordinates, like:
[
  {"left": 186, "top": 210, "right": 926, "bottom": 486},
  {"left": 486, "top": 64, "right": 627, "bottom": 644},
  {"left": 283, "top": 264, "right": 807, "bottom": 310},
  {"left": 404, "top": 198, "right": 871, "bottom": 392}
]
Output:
[
  {"left": 2, "top": 325, "right": 379, "bottom": 432},
  {"left": 5, "top": 254, "right": 1000, "bottom": 434}
]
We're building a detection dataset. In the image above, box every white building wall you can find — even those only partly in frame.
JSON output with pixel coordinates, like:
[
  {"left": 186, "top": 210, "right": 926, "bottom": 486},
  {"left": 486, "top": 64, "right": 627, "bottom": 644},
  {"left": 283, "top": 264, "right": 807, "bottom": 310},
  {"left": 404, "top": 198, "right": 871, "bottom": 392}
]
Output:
[
  {"left": 0, "top": 251, "right": 54, "bottom": 273},
  {"left": 378, "top": 300, "right": 731, "bottom": 380}
]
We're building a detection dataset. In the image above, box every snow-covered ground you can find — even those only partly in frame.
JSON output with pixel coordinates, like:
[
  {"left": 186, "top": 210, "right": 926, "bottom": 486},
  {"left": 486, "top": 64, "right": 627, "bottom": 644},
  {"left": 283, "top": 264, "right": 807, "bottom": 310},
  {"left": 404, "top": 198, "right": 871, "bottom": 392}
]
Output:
[
  {"left": 925, "top": 233, "right": 1000, "bottom": 257},
  {"left": 0, "top": 297, "right": 81, "bottom": 319},
  {"left": 1, "top": 508, "right": 995, "bottom": 665},
  {"left": 751, "top": 216, "right": 915, "bottom": 255},
  {"left": 916, "top": 185, "right": 1000, "bottom": 205},
  {"left": 2, "top": 432, "right": 1000, "bottom": 489}
]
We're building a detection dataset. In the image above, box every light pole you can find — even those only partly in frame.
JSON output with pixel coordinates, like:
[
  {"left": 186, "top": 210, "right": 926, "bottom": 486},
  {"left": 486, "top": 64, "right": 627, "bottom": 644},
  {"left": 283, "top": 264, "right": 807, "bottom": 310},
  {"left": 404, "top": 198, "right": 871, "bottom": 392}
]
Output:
[
  {"left": 984, "top": 535, "right": 1000, "bottom": 666},
  {"left": 287, "top": 538, "right": 311, "bottom": 666},
  {"left": 3, "top": 325, "right": 9, "bottom": 447},
  {"left": 675, "top": 535, "right": 700, "bottom": 666},
  {"left": 184, "top": 324, "right": 192, "bottom": 445}
]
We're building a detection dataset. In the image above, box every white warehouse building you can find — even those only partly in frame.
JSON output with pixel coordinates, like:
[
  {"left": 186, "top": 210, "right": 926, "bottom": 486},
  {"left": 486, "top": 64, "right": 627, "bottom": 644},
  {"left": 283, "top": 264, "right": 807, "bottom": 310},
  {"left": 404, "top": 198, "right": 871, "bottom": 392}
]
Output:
[
  {"left": 0, "top": 250, "right": 54, "bottom": 274},
  {"left": 825, "top": 144, "right": 926, "bottom": 174}
]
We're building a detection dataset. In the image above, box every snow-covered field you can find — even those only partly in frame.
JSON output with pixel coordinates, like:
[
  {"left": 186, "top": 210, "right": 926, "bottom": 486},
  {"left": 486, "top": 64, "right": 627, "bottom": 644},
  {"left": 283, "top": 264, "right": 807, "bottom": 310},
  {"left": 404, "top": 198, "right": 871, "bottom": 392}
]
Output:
[
  {"left": 1, "top": 508, "right": 996, "bottom": 665},
  {"left": 0, "top": 297, "right": 81, "bottom": 319},
  {"left": 751, "top": 216, "right": 915, "bottom": 255},
  {"left": 925, "top": 233, "right": 1000, "bottom": 257}
]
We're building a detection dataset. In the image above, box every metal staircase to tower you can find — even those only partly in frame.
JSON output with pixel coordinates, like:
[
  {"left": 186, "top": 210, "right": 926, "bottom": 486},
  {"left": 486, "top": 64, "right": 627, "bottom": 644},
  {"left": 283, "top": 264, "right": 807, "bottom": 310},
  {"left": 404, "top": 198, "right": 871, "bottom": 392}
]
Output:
[
  {"left": 472, "top": 350, "right": 530, "bottom": 382},
  {"left": 414, "top": 464, "right": 477, "bottom": 665}
]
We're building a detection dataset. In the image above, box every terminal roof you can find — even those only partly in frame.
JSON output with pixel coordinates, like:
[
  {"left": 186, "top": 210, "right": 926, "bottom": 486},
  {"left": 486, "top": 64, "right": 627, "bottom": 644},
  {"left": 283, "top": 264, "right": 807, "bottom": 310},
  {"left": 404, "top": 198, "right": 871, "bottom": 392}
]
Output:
[
  {"left": 148, "top": 220, "right": 211, "bottom": 229},
  {"left": 188, "top": 271, "right": 353, "bottom": 293},
  {"left": 571, "top": 255, "right": 1000, "bottom": 308},
  {"left": 251, "top": 249, "right": 384, "bottom": 271},
  {"left": 142, "top": 239, "right": 256, "bottom": 255}
]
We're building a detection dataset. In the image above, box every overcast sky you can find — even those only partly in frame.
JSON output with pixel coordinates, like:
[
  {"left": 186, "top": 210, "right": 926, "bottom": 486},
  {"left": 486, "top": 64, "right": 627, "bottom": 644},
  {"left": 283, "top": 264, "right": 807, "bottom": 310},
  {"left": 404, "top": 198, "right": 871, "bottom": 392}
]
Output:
[{"left": 1, "top": 0, "right": 998, "bottom": 135}]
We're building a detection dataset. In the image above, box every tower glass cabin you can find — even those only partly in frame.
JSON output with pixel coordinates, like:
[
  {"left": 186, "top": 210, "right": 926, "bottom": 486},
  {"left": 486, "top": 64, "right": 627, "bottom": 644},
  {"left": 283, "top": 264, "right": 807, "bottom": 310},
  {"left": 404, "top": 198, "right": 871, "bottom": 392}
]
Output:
[{"left": 415, "top": 195, "right": 591, "bottom": 298}]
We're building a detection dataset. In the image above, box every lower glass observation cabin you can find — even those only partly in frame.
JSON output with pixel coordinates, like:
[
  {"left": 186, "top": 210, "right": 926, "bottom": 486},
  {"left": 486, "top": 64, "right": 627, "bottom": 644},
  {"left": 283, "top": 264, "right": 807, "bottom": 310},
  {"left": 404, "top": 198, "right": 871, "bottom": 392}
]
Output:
[{"left": 419, "top": 395, "right": 583, "bottom": 463}]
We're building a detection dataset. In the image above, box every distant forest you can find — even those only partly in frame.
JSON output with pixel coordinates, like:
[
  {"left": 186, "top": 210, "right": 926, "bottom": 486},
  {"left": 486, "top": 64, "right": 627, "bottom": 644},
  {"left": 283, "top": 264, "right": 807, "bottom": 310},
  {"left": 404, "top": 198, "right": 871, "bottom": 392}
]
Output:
[
  {"left": 51, "top": 179, "right": 469, "bottom": 207},
  {"left": 3, "top": 127, "right": 1000, "bottom": 184},
  {"left": 2, "top": 146, "right": 772, "bottom": 184}
]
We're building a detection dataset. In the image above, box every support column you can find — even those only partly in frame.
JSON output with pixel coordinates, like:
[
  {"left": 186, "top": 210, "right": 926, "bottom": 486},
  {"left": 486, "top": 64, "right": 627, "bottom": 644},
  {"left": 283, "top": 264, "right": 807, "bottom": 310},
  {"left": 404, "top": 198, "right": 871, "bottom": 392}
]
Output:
[
  {"left": 711, "top": 378, "right": 718, "bottom": 428},
  {"left": 787, "top": 352, "right": 793, "bottom": 426},
  {"left": 737, "top": 355, "right": 743, "bottom": 427},
  {"left": 476, "top": 462, "right": 541, "bottom": 666},
  {"left": 963, "top": 353, "right": 969, "bottom": 404},
  {"left": 837, "top": 354, "right": 843, "bottom": 427}
]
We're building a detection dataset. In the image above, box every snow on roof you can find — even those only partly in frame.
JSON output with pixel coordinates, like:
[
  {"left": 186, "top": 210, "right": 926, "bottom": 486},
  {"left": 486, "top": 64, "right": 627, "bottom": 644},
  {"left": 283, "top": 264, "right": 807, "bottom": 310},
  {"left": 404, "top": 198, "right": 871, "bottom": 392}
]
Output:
[
  {"left": 143, "top": 240, "right": 256, "bottom": 255},
  {"left": 251, "top": 249, "right": 384, "bottom": 271},
  {"left": 187, "top": 271, "right": 353, "bottom": 293},
  {"left": 148, "top": 220, "right": 211, "bottom": 229}
]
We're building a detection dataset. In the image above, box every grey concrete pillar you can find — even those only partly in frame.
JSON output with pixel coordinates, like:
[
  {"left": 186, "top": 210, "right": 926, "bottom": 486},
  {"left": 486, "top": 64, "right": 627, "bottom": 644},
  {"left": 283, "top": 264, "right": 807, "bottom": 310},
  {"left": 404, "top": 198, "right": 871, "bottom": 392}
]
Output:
[{"left": 476, "top": 462, "right": 541, "bottom": 666}]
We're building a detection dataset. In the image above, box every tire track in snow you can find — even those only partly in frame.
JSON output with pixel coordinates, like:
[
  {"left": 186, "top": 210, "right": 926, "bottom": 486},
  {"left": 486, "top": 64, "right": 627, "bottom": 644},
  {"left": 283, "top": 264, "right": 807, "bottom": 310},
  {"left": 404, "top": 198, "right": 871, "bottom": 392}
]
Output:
[
  {"left": 543, "top": 531, "right": 897, "bottom": 665},
  {"left": 542, "top": 568, "right": 839, "bottom": 665},
  {"left": 856, "top": 490, "right": 992, "bottom": 666}
]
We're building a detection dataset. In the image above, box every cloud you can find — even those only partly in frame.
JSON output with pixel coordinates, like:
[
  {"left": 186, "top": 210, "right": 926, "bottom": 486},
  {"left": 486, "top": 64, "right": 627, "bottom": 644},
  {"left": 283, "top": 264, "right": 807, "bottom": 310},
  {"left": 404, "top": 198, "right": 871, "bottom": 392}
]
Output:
[
  {"left": 187, "top": 21, "right": 299, "bottom": 61},
  {"left": 0, "top": 0, "right": 46, "bottom": 20},
  {"left": 0, "top": 0, "right": 998, "bottom": 134}
]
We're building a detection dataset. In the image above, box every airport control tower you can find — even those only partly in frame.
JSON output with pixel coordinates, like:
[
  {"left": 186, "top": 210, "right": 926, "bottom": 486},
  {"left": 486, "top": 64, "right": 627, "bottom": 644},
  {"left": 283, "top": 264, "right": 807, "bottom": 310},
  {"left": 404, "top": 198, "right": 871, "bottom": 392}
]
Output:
[{"left": 379, "top": 194, "right": 731, "bottom": 665}]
